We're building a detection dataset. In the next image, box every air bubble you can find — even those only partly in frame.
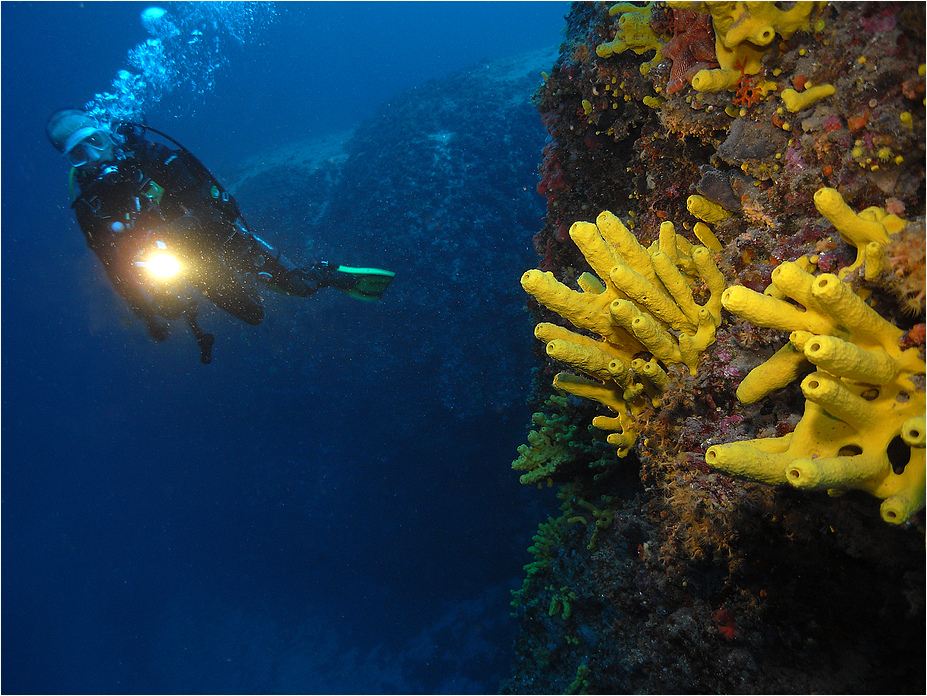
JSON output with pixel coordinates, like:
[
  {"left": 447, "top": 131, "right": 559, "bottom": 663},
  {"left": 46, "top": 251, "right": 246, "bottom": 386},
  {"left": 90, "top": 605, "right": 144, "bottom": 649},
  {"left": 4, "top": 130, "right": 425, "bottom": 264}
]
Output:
[{"left": 85, "top": 3, "right": 276, "bottom": 126}]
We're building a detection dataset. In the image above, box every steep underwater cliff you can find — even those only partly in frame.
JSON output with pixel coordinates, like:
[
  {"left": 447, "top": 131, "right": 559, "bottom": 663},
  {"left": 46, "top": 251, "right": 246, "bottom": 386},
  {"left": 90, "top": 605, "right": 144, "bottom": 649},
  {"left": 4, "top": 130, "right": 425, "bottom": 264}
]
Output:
[
  {"left": 504, "top": 2, "right": 925, "bottom": 693},
  {"left": 221, "top": 49, "right": 561, "bottom": 691},
  {"left": 219, "top": 6, "right": 925, "bottom": 690},
  {"left": 227, "top": 48, "right": 557, "bottom": 420}
]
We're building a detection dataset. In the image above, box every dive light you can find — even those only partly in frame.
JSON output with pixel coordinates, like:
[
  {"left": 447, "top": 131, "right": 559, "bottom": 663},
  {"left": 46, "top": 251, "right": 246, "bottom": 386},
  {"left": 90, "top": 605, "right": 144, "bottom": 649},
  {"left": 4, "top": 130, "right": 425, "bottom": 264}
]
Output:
[{"left": 135, "top": 240, "right": 180, "bottom": 280}]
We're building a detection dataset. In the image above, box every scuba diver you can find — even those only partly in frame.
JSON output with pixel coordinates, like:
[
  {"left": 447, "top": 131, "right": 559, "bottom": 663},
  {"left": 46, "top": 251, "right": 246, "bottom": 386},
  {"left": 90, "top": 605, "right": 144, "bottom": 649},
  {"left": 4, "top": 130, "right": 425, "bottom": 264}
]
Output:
[{"left": 46, "top": 108, "right": 394, "bottom": 364}]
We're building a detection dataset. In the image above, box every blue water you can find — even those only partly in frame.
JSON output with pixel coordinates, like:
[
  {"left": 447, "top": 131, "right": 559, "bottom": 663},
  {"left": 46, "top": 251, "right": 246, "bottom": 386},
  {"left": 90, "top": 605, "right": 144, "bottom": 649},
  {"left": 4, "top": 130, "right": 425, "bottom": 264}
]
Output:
[{"left": 1, "top": 2, "right": 567, "bottom": 693}]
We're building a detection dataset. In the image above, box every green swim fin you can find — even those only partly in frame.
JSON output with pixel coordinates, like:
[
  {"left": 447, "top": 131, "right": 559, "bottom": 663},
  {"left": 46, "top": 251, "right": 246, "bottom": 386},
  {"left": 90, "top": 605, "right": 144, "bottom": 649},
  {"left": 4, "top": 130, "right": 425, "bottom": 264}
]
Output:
[{"left": 331, "top": 265, "right": 396, "bottom": 301}]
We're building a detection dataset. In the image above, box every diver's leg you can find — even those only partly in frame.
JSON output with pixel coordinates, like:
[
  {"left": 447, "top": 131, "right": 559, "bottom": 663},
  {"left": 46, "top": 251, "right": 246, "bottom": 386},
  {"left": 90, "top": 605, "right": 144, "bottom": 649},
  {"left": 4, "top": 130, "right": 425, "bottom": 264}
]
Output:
[
  {"left": 190, "top": 264, "right": 265, "bottom": 325},
  {"left": 183, "top": 303, "right": 215, "bottom": 364},
  {"left": 224, "top": 224, "right": 331, "bottom": 297},
  {"left": 223, "top": 223, "right": 394, "bottom": 300},
  {"left": 165, "top": 214, "right": 266, "bottom": 325}
]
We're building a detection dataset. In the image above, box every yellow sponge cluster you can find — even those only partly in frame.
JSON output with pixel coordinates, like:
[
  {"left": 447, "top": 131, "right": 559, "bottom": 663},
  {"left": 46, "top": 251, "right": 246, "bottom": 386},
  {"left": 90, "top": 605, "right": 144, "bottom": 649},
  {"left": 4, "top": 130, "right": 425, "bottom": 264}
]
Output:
[
  {"left": 706, "top": 262, "right": 926, "bottom": 524},
  {"left": 596, "top": 2, "right": 665, "bottom": 76},
  {"left": 521, "top": 211, "right": 726, "bottom": 456},
  {"left": 669, "top": 1, "right": 825, "bottom": 93},
  {"left": 814, "top": 187, "right": 908, "bottom": 280}
]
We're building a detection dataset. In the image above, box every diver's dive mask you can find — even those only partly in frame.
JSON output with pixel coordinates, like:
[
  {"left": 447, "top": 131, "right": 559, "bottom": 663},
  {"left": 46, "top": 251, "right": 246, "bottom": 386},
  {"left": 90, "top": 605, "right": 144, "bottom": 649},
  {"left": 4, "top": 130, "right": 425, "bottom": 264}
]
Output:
[{"left": 64, "top": 127, "right": 113, "bottom": 167}]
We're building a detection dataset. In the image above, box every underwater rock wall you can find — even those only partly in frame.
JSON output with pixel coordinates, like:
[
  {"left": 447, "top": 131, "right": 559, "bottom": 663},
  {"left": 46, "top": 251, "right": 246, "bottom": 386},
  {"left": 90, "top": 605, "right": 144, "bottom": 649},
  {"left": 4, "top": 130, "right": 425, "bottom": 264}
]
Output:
[
  {"left": 504, "top": 3, "right": 924, "bottom": 693},
  {"left": 229, "top": 48, "right": 557, "bottom": 419}
]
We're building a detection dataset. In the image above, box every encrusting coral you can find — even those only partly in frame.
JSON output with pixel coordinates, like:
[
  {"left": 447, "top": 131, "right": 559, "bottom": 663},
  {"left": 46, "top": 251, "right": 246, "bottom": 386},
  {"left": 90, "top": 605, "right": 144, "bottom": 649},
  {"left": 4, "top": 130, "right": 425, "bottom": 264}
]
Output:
[
  {"left": 512, "top": 394, "right": 613, "bottom": 486},
  {"left": 883, "top": 220, "right": 926, "bottom": 315},
  {"left": 659, "top": 7, "right": 718, "bottom": 95},
  {"left": 706, "top": 260, "right": 926, "bottom": 524},
  {"left": 521, "top": 211, "right": 726, "bottom": 457}
]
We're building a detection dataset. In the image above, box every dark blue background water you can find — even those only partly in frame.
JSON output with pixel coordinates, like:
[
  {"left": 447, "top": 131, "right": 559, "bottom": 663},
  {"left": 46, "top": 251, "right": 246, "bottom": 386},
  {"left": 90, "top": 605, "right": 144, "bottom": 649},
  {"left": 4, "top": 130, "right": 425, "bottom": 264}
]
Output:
[{"left": 2, "top": 2, "right": 567, "bottom": 692}]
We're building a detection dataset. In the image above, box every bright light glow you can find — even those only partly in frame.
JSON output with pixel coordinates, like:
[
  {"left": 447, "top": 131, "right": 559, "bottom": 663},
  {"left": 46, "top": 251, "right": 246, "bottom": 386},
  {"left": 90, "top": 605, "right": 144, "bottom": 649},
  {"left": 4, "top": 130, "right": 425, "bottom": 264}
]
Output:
[{"left": 145, "top": 252, "right": 180, "bottom": 279}]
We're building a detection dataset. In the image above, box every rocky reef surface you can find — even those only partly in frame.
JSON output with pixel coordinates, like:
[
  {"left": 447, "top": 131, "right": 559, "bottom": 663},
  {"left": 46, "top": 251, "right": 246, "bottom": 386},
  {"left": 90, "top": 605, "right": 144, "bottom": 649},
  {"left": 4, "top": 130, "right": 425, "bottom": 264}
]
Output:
[
  {"left": 221, "top": 48, "right": 560, "bottom": 692},
  {"left": 503, "top": 3, "right": 925, "bottom": 694},
  {"left": 227, "top": 48, "right": 557, "bottom": 420},
  {"left": 219, "top": 6, "right": 925, "bottom": 691}
]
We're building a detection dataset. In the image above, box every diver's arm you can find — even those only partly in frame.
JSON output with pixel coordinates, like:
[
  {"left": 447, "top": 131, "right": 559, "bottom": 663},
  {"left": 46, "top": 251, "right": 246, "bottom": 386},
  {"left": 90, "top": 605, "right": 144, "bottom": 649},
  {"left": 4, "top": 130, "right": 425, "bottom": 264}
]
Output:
[
  {"left": 83, "top": 225, "right": 170, "bottom": 341},
  {"left": 100, "top": 252, "right": 170, "bottom": 341}
]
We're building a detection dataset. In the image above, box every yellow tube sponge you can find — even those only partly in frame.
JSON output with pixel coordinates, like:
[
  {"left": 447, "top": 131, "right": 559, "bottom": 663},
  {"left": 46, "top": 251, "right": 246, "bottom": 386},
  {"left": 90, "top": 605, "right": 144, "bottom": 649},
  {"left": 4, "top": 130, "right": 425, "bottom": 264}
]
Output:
[
  {"left": 707, "top": 262, "right": 926, "bottom": 524},
  {"left": 597, "top": 3, "right": 665, "bottom": 76},
  {"left": 813, "top": 187, "right": 908, "bottom": 278},
  {"left": 735, "top": 341, "right": 807, "bottom": 405},
  {"left": 691, "top": 68, "right": 743, "bottom": 93},
  {"left": 521, "top": 211, "right": 727, "bottom": 456},
  {"left": 670, "top": 1, "right": 826, "bottom": 93},
  {"left": 692, "top": 222, "right": 723, "bottom": 253},
  {"left": 687, "top": 195, "right": 732, "bottom": 224},
  {"left": 781, "top": 84, "right": 835, "bottom": 112},
  {"left": 715, "top": 1, "right": 821, "bottom": 46}
]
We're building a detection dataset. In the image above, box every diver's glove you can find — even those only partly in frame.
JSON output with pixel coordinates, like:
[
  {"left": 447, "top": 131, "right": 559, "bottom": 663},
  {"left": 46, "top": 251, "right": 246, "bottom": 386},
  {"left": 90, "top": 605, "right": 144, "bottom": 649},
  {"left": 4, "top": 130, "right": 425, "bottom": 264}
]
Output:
[{"left": 302, "top": 262, "right": 396, "bottom": 301}]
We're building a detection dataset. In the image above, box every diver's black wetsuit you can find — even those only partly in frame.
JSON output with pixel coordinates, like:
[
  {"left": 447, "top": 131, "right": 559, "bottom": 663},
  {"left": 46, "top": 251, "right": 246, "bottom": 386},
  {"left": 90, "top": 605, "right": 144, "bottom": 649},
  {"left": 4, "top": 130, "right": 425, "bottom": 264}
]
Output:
[{"left": 71, "top": 123, "right": 332, "bottom": 361}]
